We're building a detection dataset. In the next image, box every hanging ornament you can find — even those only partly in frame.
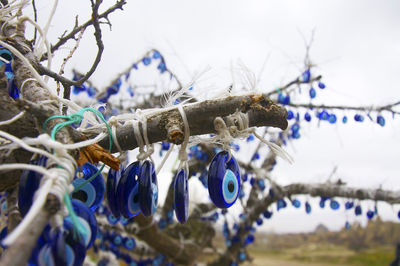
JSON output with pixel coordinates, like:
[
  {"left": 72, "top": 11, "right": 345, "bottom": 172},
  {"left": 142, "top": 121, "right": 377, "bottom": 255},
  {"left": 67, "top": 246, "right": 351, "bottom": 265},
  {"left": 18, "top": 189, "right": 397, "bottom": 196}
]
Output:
[
  {"left": 174, "top": 168, "right": 189, "bottom": 223},
  {"left": 138, "top": 160, "right": 158, "bottom": 216},
  {"left": 208, "top": 151, "right": 241, "bottom": 208},
  {"left": 106, "top": 167, "right": 123, "bottom": 218},
  {"left": 117, "top": 161, "right": 141, "bottom": 218},
  {"left": 71, "top": 163, "right": 104, "bottom": 212}
]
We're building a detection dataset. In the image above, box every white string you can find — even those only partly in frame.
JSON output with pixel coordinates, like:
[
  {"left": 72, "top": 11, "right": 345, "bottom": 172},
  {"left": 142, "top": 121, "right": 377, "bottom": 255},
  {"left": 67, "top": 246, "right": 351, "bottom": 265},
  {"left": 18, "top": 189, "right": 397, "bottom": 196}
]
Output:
[
  {"left": 132, "top": 112, "right": 154, "bottom": 161},
  {"left": 156, "top": 143, "right": 174, "bottom": 174},
  {"left": 108, "top": 117, "right": 122, "bottom": 153},
  {"left": 132, "top": 120, "right": 145, "bottom": 160},
  {"left": 0, "top": 110, "right": 25, "bottom": 126},
  {"left": 19, "top": 78, "right": 37, "bottom": 97}
]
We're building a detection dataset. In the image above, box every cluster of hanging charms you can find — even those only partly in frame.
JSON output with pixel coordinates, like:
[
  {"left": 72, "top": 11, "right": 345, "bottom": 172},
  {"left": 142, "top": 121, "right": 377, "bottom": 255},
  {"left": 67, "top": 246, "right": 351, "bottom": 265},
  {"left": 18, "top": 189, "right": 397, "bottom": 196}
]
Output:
[{"left": 10, "top": 157, "right": 98, "bottom": 265}]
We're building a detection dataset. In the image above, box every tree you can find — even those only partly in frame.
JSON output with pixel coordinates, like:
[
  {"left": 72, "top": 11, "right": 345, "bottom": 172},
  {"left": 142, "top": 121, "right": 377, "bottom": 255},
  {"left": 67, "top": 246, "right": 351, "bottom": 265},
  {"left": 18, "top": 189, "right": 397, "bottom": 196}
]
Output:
[{"left": 0, "top": 1, "right": 399, "bottom": 265}]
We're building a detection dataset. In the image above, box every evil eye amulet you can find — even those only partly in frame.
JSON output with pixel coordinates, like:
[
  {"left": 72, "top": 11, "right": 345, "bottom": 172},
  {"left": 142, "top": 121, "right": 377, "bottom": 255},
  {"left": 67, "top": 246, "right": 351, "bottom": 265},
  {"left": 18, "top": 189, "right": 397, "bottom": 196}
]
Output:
[
  {"left": 18, "top": 157, "right": 47, "bottom": 217},
  {"left": 107, "top": 167, "right": 123, "bottom": 218},
  {"left": 64, "top": 199, "right": 97, "bottom": 249},
  {"left": 174, "top": 169, "right": 189, "bottom": 224},
  {"left": 208, "top": 151, "right": 241, "bottom": 208},
  {"left": 117, "top": 161, "right": 141, "bottom": 218},
  {"left": 71, "top": 163, "right": 104, "bottom": 212},
  {"left": 138, "top": 160, "right": 158, "bottom": 216}
]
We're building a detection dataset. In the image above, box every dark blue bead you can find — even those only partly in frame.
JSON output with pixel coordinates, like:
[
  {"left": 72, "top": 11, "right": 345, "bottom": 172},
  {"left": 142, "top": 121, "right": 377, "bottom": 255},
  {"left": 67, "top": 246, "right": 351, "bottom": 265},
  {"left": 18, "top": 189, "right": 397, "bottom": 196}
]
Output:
[
  {"left": 345, "top": 221, "right": 351, "bottom": 229},
  {"left": 354, "top": 114, "right": 364, "bottom": 122},
  {"left": 345, "top": 201, "right": 354, "bottom": 210},
  {"left": 256, "top": 218, "right": 263, "bottom": 226},
  {"left": 330, "top": 200, "right": 340, "bottom": 210},
  {"left": 328, "top": 114, "right": 337, "bottom": 124},
  {"left": 244, "top": 234, "right": 255, "bottom": 245},
  {"left": 377, "top": 115, "right": 385, "bottom": 127},
  {"left": 18, "top": 157, "right": 47, "bottom": 217},
  {"left": 304, "top": 112, "right": 312, "bottom": 122},
  {"left": 174, "top": 169, "right": 189, "bottom": 223},
  {"left": 246, "top": 134, "right": 254, "bottom": 142},
  {"left": 117, "top": 161, "right": 141, "bottom": 218},
  {"left": 152, "top": 51, "right": 161, "bottom": 59},
  {"left": 305, "top": 202, "right": 311, "bottom": 214},
  {"left": 161, "top": 142, "right": 170, "bottom": 151},
  {"left": 287, "top": 110, "right": 294, "bottom": 120},
  {"left": 67, "top": 199, "right": 97, "bottom": 249},
  {"left": 301, "top": 69, "right": 311, "bottom": 82},
  {"left": 72, "top": 163, "right": 104, "bottom": 212},
  {"left": 8, "top": 78, "right": 19, "bottom": 99},
  {"left": 142, "top": 57, "right": 151, "bottom": 66},
  {"left": 139, "top": 160, "right": 158, "bottom": 216},
  {"left": 342, "top": 116, "right": 348, "bottom": 123},
  {"left": 242, "top": 174, "right": 248, "bottom": 182},
  {"left": 277, "top": 199, "right": 287, "bottom": 211},
  {"left": 318, "top": 110, "right": 329, "bottom": 120},
  {"left": 319, "top": 199, "right": 325, "bottom": 208},
  {"left": 208, "top": 151, "right": 241, "bottom": 208},
  {"left": 269, "top": 188, "right": 275, "bottom": 199},
  {"left": 355, "top": 205, "right": 362, "bottom": 216},
  {"left": 318, "top": 81, "right": 326, "bottom": 89},
  {"left": 291, "top": 123, "right": 300, "bottom": 133},
  {"left": 251, "top": 152, "right": 260, "bottom": 161},
  {"left": 309, "top": 87, "right": 316, "bottom": 99},
  {"left": 158, "top": 219, "right": 167, "bottom": 229},
  {"left": 257, "top": 179, "right": 265, "bottom": 191},
  {"left": 87, "top": 87, "right": 96, "bottom": 97},
  {"left": 366, "top": 210, "right": 374, "bottom": 219},
  {"left": 157, "top": 61, "right": 167, "bottom": 73},
  {"left": 292, "top": 199, "right": 301, "bottom": 208},
  {"left": 132, "top": 63, "right": 138, "bottom": 69},
  {"left": 107, "top": 167, "right": 122, "bottom": 218}
]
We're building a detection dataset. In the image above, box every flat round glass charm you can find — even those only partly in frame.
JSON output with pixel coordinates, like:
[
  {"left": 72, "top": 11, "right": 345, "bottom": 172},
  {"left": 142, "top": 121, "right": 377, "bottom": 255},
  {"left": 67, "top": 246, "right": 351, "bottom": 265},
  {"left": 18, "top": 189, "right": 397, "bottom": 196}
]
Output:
[
  {"left": 174, "top": 169, "right": 189, "bottom": 224},
  {"left": 62, "top": 220, "right": 86, "bottom": 266},
  {"left": 123, "top": 237, "right": 136, "bottom": 250},
  {"left": 138, "top": 160, "right": 158, "bottom": 216},
  {"left": 71, "top": 163, "right": 104, "bottom": 212},
  {"left": 67, "top": 199, "right": 97, "bottom": 249},
  {"left": 208, "top": 151, "right": 241, "bottom": 208},
  {"left": 18, "top": 157, "right": 47, "bottom": 217},
  {"left": 107, "top": 167, "right": 123, "bottom": 218},
  {"left": 117, "top": 161, "right": 141, "bottom": 218}
]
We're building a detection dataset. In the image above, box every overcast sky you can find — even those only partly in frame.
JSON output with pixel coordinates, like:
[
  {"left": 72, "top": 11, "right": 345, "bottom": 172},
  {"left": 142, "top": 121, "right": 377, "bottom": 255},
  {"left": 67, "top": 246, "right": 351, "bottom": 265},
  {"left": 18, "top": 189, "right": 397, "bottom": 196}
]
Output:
[{"left": 32, "top": 0, "right": 400, "bottom": 233}]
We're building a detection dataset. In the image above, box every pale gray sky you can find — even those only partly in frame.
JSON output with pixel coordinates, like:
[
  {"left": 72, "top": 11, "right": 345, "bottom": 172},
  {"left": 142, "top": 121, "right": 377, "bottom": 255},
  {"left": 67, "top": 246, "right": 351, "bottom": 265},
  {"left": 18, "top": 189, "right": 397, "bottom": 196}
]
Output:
[{"left": 33, "top": 0, "right": 400, "bottom": 233}]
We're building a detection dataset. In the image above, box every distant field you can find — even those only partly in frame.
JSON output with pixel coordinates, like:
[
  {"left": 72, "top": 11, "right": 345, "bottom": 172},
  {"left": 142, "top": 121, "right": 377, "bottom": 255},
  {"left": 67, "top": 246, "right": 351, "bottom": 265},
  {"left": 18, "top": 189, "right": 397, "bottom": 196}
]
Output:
[{"left": 245, "top": 244, "right": 394, "bottom": 266}]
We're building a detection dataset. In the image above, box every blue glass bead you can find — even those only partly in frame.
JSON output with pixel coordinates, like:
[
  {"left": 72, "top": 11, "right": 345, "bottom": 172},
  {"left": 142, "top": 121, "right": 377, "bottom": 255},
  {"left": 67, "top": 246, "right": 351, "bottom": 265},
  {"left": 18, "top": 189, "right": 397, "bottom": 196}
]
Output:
[
  {"left": 132, "top": 63, "right": 138, "bottom": 69},
  {"left": 397, "top": 211, "right": 400, "bottom": 220},
  {"left": 113, "top": 233, "right": 122, "bottom": 246},
  {"left": 366, "top": 210, "right": 374, "bottom": 219},
  {"left": 208, "top": 151, "right": 241, "bottom": 208},
  {"left": 239, "top": 252, "right": 246, "bottom": 261},
  {"left": 309, "top": 87, "right": 316, "bottom": 99},
  {"left": 342, "top": 116, "right": 348, "bottom": 123},
  {"left": 301, "top": 69, "right": 311, "bottom": 82},
  {"left": 18, "top": 157, "right": 47, "bottom": 217},
  {"left": 152, "top": 51, "right": 161, "bottom": 59},
  {"left": 251, "top": 152, "right": 260, "bottom": 161},
  {"left": 305, "top": 202, "right": 311, "bottom": 214},
  {"left": 328, "top": 114, "right": 337, "bottom": 124},
  {"left": 68, "top": 199, "right": 97, "bottom": 249},
  {"left": 120, "top": 216, "right": 130, "bottom": 226},
  {"left": 51, "top": 229, "right": 76, "bottom": 266},
  {"left": 138, "top": 160, "right": 158, "bottom": 216},
  {"left": 249, "top": 177, "right": 255, "bottom": 186},
  {"left": 345, "top": 221, "right": 351, "bottom": 229},
  {"left": 87, "top": 87, "right": 96, "bottom": 97},
  {"left": 8, "top": 78, "right": 19, "bottom": 99},
  {"left": 292, "top": 199, "right": 301, "bottom": 208},
  {"left": 71, "top": 163, "right": 104, "bottom": 212},
  {"left": 318, "top": 110, "right": 329, "bottom": 120},
  {"left": 256, "top": 218, "right": 263, "bottom": 226},
  {"left": 269, "top": 188, "right": 275, "bottom": 199},
  {"left": 242, "top": 174, "right": 248, "bottom": 182},
  {"left": 107, "top": 167, "right": 122, "bottom": 218},
  {"left": 377, "top": 115, "right": 385, "bottom": 127},
  {"left": 142, "top": 57, "right": 151, "bottom": 66},
  {"left": 277, "top": 199, "right": 287, "bottom": 211},
  {"left": 107, "top": 213, "right": 119, "bottom": 225},
  {"left": 330, "top": 200, "right": 340, "bottom": 210},
  {"left": 257, "top": 179, "right": 265, "bottom": 191},
  {"left": 278, "top": 93, "right": 285, "bottom": 104},
  {"left": 291, "top": 123, "right": 300, "bottom": 133},
  {"left": 226, "top": 239, "right": 232, "bottom": 247},
  {"left": 123, "top": 237, "right": 136, "bottom": 250},
  {"left": 244, "top": 234, "right": 255, "bottom": 245},
  {"left": 117, "top": 161, "right": 141, "bottom": 218},
  {"left": 161, "top": 142, "right": 170, "bottom": 151},
  {"left": 174, "top": 169, "right": 189, "bottom": 224},
  {"left": 304, "top": 112, "right": 312, "bottom": 122},
  {"left": 345, "top": 201, "right": 354, "bottom": 210},
  {"left": 127, "top": 86, "right": 134, "bottom": 97},
  {"left": 238, "top": 187, "right": 245, "bottom": 199},
  {"left": 158, "top": 61, "right": 167, "bottom": 73},
  {"left": 287, "top": 110, "right": 294, "bottom": 120},
  {"left": 355, "top": 205, "right": 362, "bottom": 216},
  {"left": 319, "top": 199, "right": 325, "bottom": 208},
  {"left": 354, "top": 114, "right": 364, "bottom": 122},
  {"left": 246, "top": 134, "right": 254, "bottom": 142},
  {"left": 318, "top": 81, "right": 326, "bottom": 89}
]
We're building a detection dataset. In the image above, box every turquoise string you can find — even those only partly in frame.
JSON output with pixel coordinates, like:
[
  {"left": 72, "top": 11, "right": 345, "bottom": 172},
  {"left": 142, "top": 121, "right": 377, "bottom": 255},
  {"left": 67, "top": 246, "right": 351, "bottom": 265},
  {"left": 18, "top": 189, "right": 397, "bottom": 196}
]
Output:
[{"left": 43, "top": 107, "right": 114, "bottom": 236}]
